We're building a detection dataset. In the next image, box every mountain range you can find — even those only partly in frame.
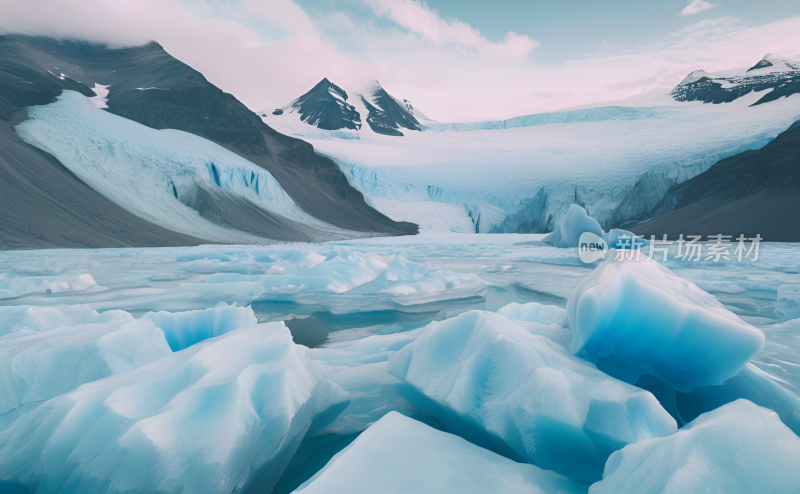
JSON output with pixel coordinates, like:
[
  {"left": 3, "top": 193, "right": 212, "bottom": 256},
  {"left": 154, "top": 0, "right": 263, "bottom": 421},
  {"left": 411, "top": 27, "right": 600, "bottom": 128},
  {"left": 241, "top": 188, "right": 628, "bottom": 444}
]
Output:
[
  {"left": 0, "top": 35, "right": 416, "bottom": 249},
  {"left": 265, "top": 53, "right": 800, "bottom": 240},
  {"left": 2, "top": 37, "right": 800, "bottom": 246}
]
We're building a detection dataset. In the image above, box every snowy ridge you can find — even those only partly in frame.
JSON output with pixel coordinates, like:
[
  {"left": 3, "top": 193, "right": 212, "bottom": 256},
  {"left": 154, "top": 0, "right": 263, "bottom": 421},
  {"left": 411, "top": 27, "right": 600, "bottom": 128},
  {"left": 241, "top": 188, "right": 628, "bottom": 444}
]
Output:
[
  {"left": 672, "top": 53, "right": 800, "bottom": 105},
  {"left": 265, "top": 79, "right": 424, "bottom": 137}
]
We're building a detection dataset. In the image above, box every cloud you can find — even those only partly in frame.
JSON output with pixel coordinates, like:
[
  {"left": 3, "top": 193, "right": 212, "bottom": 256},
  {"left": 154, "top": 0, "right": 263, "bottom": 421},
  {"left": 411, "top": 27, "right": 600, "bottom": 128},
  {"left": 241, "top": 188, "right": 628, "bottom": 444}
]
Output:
[
  {"left": 362, "top": 0, "right": 538, "bottom": 63},
  {"left": 680, "top": 0, "right": 720, "bottom": 16},
  {"left": 0, "top": 1, "right": 797, "bottom": 122}
]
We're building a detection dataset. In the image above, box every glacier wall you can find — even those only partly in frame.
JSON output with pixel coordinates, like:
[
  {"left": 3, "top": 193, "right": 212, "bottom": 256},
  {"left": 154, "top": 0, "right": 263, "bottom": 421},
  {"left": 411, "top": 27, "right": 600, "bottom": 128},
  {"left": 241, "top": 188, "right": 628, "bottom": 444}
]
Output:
[
  {"left": 305, "top": 91, "right": 800, "bottom": 233},
  {"left": 15, "top": 91, "right": 339, "bottom": 243}
]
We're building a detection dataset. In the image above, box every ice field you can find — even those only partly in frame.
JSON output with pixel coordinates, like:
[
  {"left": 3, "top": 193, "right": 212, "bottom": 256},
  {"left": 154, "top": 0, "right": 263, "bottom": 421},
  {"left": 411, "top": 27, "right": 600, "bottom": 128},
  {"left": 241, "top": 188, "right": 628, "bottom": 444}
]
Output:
[
  {"left": 1, "top": 232, "right": 800, "bottom": 493},
  {"left": 267, "top": 90, "right": 800, "bottom": 234}
]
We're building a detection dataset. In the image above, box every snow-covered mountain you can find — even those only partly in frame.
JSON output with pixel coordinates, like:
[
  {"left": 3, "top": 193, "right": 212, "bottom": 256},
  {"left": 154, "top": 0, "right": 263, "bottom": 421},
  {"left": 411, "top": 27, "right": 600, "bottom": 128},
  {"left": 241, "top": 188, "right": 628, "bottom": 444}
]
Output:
[
  {"left": 264, "top": 78, "right": 431, "bottom": 137},
  {"left": 264, "top": 54, "right": 800, "bottom": 236},
  {"left": 0, "top": 36, "right": 415, "bottom": 249},
  {"left": 672, "top": 53, "right": 800, "bottom": 105}
]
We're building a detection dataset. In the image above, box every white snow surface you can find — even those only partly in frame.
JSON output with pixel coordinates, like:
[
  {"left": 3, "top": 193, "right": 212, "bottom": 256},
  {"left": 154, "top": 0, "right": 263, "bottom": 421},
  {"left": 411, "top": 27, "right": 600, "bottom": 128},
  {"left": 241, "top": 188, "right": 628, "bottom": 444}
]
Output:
[
  {"left": 295, "top": 412, "right": 587, "bottom": 494},
  {"left": 267, "top": 88, "right": 800, "bottom": 233},
  {"left": 0, "top": 323, "right": 349, "bottom": 494},
  {"left": 590, "top": 400, "right": 800, "bottom": 494},
  {"left": 567, "top": 255, "right": 765, "bottom": 392},
  {"left": 15, "top": 91, "right": 341, "bottom": 243},
  {"left": 387, "top": 310, "right": 677, "bottom": 484}
]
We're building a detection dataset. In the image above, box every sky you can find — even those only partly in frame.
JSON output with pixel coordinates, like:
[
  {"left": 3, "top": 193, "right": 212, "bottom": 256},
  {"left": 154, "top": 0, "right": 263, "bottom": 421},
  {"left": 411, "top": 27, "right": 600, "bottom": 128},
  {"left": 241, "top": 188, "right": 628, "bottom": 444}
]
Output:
[{"left": 1, "top": 0, "right": 799, "bottom": 121}]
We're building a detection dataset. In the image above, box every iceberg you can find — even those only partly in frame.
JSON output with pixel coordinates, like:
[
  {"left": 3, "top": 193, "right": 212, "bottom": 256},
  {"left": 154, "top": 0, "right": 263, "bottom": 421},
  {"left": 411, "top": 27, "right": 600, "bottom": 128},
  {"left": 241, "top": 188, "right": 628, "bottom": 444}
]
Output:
[
  {"left": 0, "top": 323, "right": 349, "bottom": 494},
  {"left": 0, "top": 305, "right": 104, "bottom": 336},
  {"left": 497, "top": 301, "right": 566, "bottom": 326},
  {"left": 348, "top": 254, "right": 488, "bottom": 306},
  {"left": 295, "top": 412, "right": 587, "bottom": 494},
  {"left": 0, "top": 310, "right": 171, "bottom": 414},
  {"left": 542, "top": 204, "right": 604, "bottom": 248},
  {"left": 541, "top": 205, "right": 644, "bottom": 250},
  {"left": 387, "top": 310, "right": 676, "bottom": 484},
  {"left": 497, "top": 302, "right": 571, "bottom": 348},
  {"left": 143, "top": 305, "right": 258, "bottom": 351},
  {"left": 567, "top": 256, "right": 765, "bottom": 392},
  {"left": 673, "top": 363, "right": 800, "bottom": 434},
  {"left": 590, "top": 400, "right": 800, "bottom": 494}
]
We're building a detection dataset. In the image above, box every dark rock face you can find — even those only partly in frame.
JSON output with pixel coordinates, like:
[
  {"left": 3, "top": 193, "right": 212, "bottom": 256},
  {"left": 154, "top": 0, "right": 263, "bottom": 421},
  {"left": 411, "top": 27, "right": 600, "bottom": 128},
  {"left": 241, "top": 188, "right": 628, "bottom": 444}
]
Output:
[
  {"left": 671, "top": 56, "right": 800, "bottom": 106},
  {"left": 0, "top": 35, "right": 417, "bottom": 249},
  {"left": 288, "top": 78, "right": 361, "bottom": 131},
  {"left": 361, "top": 85, "right": 422, "bottom": 136},
  {"left": 632, "top": 120, "right": 800, "bottom": 241}
]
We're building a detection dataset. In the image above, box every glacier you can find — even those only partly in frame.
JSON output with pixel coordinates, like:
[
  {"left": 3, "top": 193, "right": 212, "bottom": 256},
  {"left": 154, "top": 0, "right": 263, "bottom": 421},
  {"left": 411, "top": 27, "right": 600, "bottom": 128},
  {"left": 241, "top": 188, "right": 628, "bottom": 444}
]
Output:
[
  {"left": 590, "top": 400, "right": 800, "bottom": 494},
  {"left": 387, "top": 310, "right": 677, "bottom": 484},
  {"left": 14, "top": 91, "right": 343, "bottom": 243},
  {"left": 567, "top": 255, "right": 765, "bottom": 392},
  {"left": 0, "top": 322, "right": 349, "bottom": 494},
  {"left": 295, "top": 412, "right": 587, "bottom": 494},
  {"left": 268, "top": 89, "right": 800, "bottom": 233}
]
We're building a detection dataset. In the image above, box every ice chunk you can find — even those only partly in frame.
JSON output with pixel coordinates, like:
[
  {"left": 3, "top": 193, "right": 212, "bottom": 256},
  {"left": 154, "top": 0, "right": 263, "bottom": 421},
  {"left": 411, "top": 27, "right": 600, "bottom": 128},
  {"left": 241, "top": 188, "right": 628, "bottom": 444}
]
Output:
[
  {"left": 387, "top": 310, "right": 676, "bottom": 484},
  {"left": 0, "top": 305, "right": 103, "bottom": 336},
  {"left": 0, "top": 323, "right": 349, "bottom": 494},
  {"left": 258, "top": 249, "right": 388, "bottom": 295},
  {"left": 307, "top": 329, "right": 424, "bottom": 435},
  {"left": 673, "top": 363, "right": 800, "bottom": 435},
  {"left": 753, "top": 318, "right": 800, "bottom": 394},
  {"left": 542, "top": 204, "right": 603, "bottom": 248},
  {"left": 497, "top": 301, "right": 566, "bottom": 326},
  {"left": 0, "top": 274, "right": 97, "bottom": 299},
  {"left": 567, "top": 256, "right": 764, "bottom": 392},
  {"left": 603, "top": 229, "right": 648, "bottom": 249},
  {"left": 497, "top": 302, "right": 572, "bottom": 347},
  {"left": 590, "top": 400, "right": 800, "bottom": 494},
  {"left": 143, "top": 305, "right": 258, "bottom": 351},
  {"left": 351, "top": 254, "right": 488, "bottom": 305},
  {"left": 295, "top": 412, "right": 587, "bottom": 494},
  {"left": 0, "top": 310, "right": 171, "bottom": 414}
]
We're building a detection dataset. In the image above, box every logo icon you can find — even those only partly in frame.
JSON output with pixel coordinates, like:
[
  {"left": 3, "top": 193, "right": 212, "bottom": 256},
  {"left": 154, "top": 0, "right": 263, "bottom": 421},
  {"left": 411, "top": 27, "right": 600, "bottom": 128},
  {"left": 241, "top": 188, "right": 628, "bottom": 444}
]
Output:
[{"left": 578, "top": 232, "right": 608, "bottom": 263}]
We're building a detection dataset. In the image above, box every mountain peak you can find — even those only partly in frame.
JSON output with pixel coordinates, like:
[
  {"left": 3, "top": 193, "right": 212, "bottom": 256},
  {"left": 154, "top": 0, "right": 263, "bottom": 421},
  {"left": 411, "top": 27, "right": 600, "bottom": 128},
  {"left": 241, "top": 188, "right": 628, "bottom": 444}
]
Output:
[
  {"left": 673, "top": 54, "right": 800, "bottom": 106},
  {"left": 268, "top": 78, "right": 426, "bottom": 136}
]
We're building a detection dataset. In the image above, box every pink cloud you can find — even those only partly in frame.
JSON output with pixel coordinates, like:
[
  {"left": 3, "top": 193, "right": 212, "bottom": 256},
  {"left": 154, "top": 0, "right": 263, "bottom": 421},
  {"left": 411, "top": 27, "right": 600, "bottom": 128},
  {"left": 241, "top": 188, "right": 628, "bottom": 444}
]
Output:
[{"left": 0, "top": 1, "right": 797, "bottom": 122}]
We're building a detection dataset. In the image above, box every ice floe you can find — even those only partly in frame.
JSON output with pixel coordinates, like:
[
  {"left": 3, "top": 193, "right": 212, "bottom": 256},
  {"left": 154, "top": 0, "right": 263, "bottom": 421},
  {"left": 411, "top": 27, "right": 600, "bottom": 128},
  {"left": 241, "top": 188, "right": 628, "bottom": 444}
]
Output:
[
  {"left": 295, "top": 412, "right": 587, "bottom": 494},
  {"left": 0, "top": 323, "right": 349, "bottom": 494},
  {"left": 387, "top": 310, "right": 676, "bottom": 484},
  {"left": 590, "top": 400, "right": 800, "bottom": 494}
]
